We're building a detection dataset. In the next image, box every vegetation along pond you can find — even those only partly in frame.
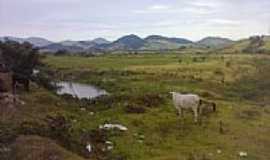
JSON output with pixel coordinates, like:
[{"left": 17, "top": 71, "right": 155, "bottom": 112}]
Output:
[{"left": 56, "top": 81, "right": 108, "bottom": 99}]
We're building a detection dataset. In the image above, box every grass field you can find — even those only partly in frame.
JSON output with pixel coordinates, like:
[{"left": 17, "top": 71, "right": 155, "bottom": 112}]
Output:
[{"left": 3, "top": 53, "right": 270, "bottom": 160}]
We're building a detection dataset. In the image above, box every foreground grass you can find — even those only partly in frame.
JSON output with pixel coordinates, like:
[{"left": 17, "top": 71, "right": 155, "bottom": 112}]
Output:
[{"left": 2, "top": 53, "right": 270, "bottom": 160}]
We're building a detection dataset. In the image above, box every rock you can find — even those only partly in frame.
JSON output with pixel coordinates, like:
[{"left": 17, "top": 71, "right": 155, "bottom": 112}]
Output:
[
  {"left": 107, "top": 146, "right": 113, "bottom": 151},
  {"left": 80, "top": 108, "right": 86, "bottom": 111},
  {"left": 105, "top": 141, "right": 113, "bottom": 151},
  {"left": 99, "top": 124, "right": 128, "bottom": 131},
  {"left": 105, "top": 141, "right": 113, "bottom": 145},
  {"left": 139, "top": 135, "right": 145, "bottom": 140},
  {"left": 86, "top": 144, "right": 92, "bottom": 153},
  {"left": 138, "top": 140, "right": 144, "bottom": 143},
  {"left": 239, "top": 151, "right": 247, "bottom": 157}
]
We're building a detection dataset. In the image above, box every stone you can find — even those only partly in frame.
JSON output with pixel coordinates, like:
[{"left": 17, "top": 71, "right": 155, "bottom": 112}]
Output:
[
  {"left": 99, "top": 124, "right": 128, "bottom": 131},
  {"left": 86, "top": 144, "right": 92, "bottom": 153},
  {"left": 239, "top": 151, "right": 247, "bottom": 157}
]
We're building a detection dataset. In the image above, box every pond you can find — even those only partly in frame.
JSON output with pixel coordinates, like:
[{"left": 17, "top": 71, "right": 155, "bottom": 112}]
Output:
[{"left": 56, "top": 81, "right": 108, "bottom": 99}]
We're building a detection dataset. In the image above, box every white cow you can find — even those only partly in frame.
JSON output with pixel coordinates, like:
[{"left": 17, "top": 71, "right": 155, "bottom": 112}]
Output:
[{"left": 170, "top": 92, "right": 216, "bottom": 123}]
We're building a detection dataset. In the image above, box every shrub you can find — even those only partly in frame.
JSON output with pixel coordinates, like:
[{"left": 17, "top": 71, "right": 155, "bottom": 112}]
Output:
[
  {"left": 0, "top": 122, "right": 17, "bottom": 144},
  {"left": 18, "top": 121, "right": 47, "bottom": 136},
  {"left": 124, "top": 103, "right": 146, "bottom": 114}
]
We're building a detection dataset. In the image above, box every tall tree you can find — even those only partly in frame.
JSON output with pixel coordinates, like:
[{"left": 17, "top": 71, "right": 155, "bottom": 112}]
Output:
[{"left": 0, "top": 40, "right": 40, "bottom": 91}]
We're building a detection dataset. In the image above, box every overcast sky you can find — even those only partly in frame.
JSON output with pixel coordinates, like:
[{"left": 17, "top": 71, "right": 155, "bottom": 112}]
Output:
[{"left": 0, "top": 0, "right": 270, "bottom": 41}]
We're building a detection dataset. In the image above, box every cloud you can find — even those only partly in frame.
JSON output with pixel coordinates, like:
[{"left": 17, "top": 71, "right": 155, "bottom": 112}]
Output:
[
  {"left": 1, "top": 0, "right": 269, "bottom": 41},
  {"left": 148, "top": 5, "right": 171, "bottom": 10},
  {"left": 133, "top": 4, "right": 173, "bottom": 14},
  {"left": 189, "top": 0, "right": 220, "bottom": 8},
  {"left": 208, "top": 19, "right": 240, "bottom": 25},
  {"left": 133, "top": 2, "right": 215, "bottom": 15},
  {"left": 183, "top": 7, "right": 214, "bottom": 15}
]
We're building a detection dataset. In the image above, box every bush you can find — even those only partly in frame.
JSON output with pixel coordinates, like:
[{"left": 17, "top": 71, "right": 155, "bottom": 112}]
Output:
[
  {"left": 0, "top": 122, "right": 17, "bottom": 144},
  {"left": 124, "top": 103, "right": 146, "bottom": 114},
  {"left": 18, "top": 121, "right": 47, "bottom": 136},
  {"left": 135, "top": 93, "right": 165, "bottom": 108},
  {"left": 0, "top": 41, "right": 41, "bottom": 91}
]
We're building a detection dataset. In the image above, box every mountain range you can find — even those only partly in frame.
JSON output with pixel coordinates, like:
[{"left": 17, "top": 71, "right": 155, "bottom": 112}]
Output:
[{"left": 0, "top": 35, "right": 248, "bottom": 53}]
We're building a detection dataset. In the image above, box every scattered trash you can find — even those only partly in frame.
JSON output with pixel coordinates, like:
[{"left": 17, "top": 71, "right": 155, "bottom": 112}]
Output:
[
  {"left": 239, "top": 151, "right": 248, "bottom": 157},
  {"left": 208, "top": 153, "right": 213, "bottom": 156},
  {"left": 134, "top": 133, "right": 145, "bottom": 143},
  {"left": 105, "top": 141, "right": 113, "bottom": 145},
  {"left": 217, "top": 149, "right": 222, "bottom": 154},
  {"left": 80, "top": 107, "right": 86, "bottom": 111},
  {"left": 86, "top": 144, "right": 92, "bottom": 153},
  {"left": 139, "top": 135, "right": 145, "bottom": 139},
  {"left": 99, "top": 124, "right": 128, "bottom": 131},
  {"left": 89, "top": 112, "right": 95, "bottom": 116},
  {"left": 107, "top": 146, "right": 113, "bottom": 151}
]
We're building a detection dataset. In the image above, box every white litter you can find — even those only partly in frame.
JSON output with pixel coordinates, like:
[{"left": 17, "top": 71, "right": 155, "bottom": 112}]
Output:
[
  {"left": 239, "top": 151, "right": 248, "bottom": 157},
  {"left": 105, "top": 141, "right": 113, "bottom": 145},
  {"left": 138, "top": 140, "right": 144, "bottom": 143},
  {"left": 99, "top": 124, "right": 128, "bottom": 131},
  {"left": 217, "top": 149, "right": 222, "bottom": 154},
  {"left": 107, "top": 146, "right": 113, "bottom": 151},
  {"left": 86, "top": 144, "right": 92, "bottom": 153}
]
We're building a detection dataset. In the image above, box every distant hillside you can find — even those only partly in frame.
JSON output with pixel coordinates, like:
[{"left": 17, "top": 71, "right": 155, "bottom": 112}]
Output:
[
  {"left": 103, "top": 34, "right": 145, "bottom": 50},
  {"left": 4, "top": 35, "right": 269, "bottom": 54},
  {"left": 97, "top": 35, "right": 193, "bottom": 51},
  {"left": 25, "top": 37, "right": 53, "bottom": 47},
  {"left": 42, "top": 38, "right": 110, "bottom": 53},
  {"left": 92, "top": 38, "right": 110, "bottom": 45},
  {"left": 58, "top": 40, "right": 97, "bottom": 49},
  {"left": 222, "top": 35, "right": 270, "bottom": 54},
  {"left": 0, "top": 36, "right": 25, "bottom": 43},
  {"left": 40, "top": 43, "right": 84, "bottom": 53},
  {"left": 197, "top": 37, "right": 234, "bottom": 48},
  {"left": 0, "top": 36, "right": 53, "bottom": 47},
  {"left": 143, "top": 35, "right": 193, "bottom": 50}
]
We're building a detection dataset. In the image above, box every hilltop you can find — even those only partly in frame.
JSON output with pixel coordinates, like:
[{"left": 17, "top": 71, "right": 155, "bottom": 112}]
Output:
[{"left": 2, "top": 35, "right": 270, "bottom": 54}]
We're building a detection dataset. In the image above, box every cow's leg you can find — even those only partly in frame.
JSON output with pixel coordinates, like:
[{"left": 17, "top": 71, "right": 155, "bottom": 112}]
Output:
[
  {"left": 198, "top": 104, "right": 203, "bottom": 115},
  {"left": 177, "top": 107, "right": 185, "bottom": 130},
  {"left": 25, "top": 80, "right": 30, "bottom": 92},
  {"left": 192, "top": 107, "right": 198, "bottom": 123},
  {"left": 177, "top": 107, "right": 182, "bottom": 117},
  {"left": 198, "top": 106, "right": 203, "bottom": 125}
]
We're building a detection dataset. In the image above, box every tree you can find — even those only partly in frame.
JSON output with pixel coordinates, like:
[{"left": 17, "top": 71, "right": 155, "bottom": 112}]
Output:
[
  {"left": 54, "top": 49, "right": 68, "bottom": 56},
  {"left": 0, "top": 41, "right": 40, "bottom": 91}
]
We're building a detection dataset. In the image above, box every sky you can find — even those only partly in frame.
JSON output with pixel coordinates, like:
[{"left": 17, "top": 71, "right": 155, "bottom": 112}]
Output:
[{"left": 0, "top": 0, "right": 270, "bottom": 41}]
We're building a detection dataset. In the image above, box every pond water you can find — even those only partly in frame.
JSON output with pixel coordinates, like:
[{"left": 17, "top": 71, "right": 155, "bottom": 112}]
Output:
[{"left": 56, "top": 82, "right": 108, "bottom": 99}]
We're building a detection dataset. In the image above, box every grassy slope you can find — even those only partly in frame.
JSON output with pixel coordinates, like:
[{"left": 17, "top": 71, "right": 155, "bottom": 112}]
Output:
[
  {"left": 222, "top": 36, "right": 270, "bottom": 54},
  {"left": 10, "top": 135, "right": 85, "bottom": 160},
  {"left": 2, "top": 53, "right": 269, "bottom": 160},
  {"left": 41, "top": 54, "right": 270, "bottom": 160}
]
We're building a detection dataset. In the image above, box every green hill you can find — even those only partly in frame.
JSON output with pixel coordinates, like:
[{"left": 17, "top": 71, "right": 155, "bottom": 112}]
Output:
[
  {"left": 222, "top": 35, "right": 270, "bottom": 54},
  {"left": 197, "top": 37, "right": 234, "bottom": 48}
]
